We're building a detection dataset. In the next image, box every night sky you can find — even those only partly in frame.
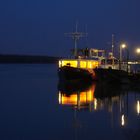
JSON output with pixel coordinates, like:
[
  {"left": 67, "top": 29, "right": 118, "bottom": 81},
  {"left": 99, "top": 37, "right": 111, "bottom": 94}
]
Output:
[{"left": 0, "top": 0, "right": 140, "bottom": 57}]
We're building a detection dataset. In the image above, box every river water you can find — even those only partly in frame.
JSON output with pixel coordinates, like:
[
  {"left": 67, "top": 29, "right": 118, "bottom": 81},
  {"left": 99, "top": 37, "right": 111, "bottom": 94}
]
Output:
[{"left": 0, "top": 64, "right": 140, "bottom": 140}]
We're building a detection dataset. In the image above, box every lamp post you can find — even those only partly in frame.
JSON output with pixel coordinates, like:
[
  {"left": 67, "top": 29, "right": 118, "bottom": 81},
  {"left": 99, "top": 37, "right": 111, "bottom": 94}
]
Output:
[
  {"left": 119, "top": 44, "right": 126, "bottom": 70},
  {"left": 136, "top": 48, "right": 140, "bottom": 72},
  {"left": 126, "top": 48, "right": 129, "bottom": 73},
  {"left": 136, "top": 48, "right": 140, "bottom": 61}
]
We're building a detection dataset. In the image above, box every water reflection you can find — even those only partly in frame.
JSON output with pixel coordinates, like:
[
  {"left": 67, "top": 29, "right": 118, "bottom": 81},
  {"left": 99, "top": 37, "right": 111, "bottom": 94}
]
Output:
[
  {"left": 121, "top": 114, "right": 125, "bottom": 126},
  {"left": 137, "top": 100, "right": 140, "bottom": 115},
  {"left": 58, "top": 81, "right": 96, "bottom": 110},
  {"left": 58, "top": 81, "right": 140, "bottom": 128}
]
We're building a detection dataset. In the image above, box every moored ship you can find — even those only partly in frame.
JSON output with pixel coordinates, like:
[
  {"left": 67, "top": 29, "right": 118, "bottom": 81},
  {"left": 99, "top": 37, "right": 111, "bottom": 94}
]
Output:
[
  {"left": 58, "top": 24, "right": 105, "bottom": 82},
  {"left": 58, "top": 48, "right": 104, "bottom": 82}
]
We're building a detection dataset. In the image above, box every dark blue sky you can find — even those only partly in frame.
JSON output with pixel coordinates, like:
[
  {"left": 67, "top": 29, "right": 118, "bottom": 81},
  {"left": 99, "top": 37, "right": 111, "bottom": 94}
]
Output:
[{"left": 0, "top": 0, "right": 140, "bottom": 57}]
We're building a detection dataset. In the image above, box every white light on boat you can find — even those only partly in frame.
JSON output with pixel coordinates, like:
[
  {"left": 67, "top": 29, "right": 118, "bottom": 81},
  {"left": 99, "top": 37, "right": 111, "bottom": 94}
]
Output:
[{"left": 59, "top": 61, "right": 62, "bottom": 67}]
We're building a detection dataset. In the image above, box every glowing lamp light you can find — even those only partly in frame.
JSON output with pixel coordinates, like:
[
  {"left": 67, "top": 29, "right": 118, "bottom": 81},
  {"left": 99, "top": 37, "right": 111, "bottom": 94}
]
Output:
[
  {"left": 121, "top": 44, "right": 126, "bottom": 49},
  {"left": 136, "top": 48, "right": 140, "bottom": 54}
]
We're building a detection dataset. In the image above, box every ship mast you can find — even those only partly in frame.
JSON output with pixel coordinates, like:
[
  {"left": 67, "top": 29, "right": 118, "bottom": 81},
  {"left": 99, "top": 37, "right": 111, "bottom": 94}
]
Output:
[
  {"left": 65, "top": 23, "right": 87, "bottom": 58},
  {"left": 111, "top": 34, "right": 115, "bottom": 67},
  {"left": 112, "top": 34, "right": 115, "bottom": 57}
]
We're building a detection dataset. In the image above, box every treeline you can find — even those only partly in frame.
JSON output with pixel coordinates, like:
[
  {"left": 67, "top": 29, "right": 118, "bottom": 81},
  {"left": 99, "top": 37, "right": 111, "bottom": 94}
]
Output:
[{"left": 0, "top": 54, "right": 60, "bottom": 64}]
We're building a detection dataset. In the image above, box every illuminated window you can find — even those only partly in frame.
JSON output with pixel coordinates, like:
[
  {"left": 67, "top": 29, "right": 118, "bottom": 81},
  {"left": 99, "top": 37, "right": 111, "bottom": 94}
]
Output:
[
  {"left": 62, "top": 60, "right": 78, "bottom": 68},
  {"left": 80, "top": 61, "right": 87, "bottom": 68}
]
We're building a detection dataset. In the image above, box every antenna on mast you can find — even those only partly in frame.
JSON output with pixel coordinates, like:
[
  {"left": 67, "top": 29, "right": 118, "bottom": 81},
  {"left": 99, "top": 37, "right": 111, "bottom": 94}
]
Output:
[
  {"left": 112, "top": 34, "right": 115, "bottom": 57},
  {"left": 65, "top": 22, "right": 88, "bottom": 58}
]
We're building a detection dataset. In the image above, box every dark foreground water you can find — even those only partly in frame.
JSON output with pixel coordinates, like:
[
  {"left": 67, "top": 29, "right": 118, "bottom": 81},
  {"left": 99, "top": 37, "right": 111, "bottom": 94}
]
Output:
[{"left": 0, "top": 64, "right": 140, "bottom": 140}]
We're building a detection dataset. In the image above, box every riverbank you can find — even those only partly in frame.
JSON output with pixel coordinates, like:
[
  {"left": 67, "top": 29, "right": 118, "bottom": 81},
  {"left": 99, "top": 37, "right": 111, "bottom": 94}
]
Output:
[{"left": 0, "top": 54, "right": 60, "bottom": 64}]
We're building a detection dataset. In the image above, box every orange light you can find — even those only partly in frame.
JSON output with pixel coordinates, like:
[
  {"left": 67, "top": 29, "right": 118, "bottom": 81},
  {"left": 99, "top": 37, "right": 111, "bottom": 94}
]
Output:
[
  {"left": 61, "top": 94, "right": 77, "bottom": 105},
  {"left": 61, "top": 60, "right": 78, "bottom": 67},
  {"left": 87, "top": 90, "right": 92, "bottom": 101},
  {"left": 80, "top": 61, "right": 87, "bottom": 68},
  {"left": 59, "top": 84, "right": 96, "bottom": 106},
  {"left": 60, "top": 59, "right": 99, "bottom": 69}
]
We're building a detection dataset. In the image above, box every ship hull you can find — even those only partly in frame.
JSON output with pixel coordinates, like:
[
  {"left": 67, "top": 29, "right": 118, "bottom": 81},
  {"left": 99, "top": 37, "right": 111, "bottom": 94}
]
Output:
[
  {"left": 58, "top": 66, "right": 96, "bottom": 82},
  {"left": 58, "top": 66, "right": 131, "bottom": 84},
  {"left": 94, "top": 68, "right": 130, "bottom": 84}
]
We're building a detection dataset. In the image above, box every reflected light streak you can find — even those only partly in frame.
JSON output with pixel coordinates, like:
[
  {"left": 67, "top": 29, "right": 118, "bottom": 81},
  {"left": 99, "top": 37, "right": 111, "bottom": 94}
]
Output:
[
  {"left": 79, "top": 92, "right": 87, "bottom": 103},
  {"left": 137, "top": 100, "right": 140, "bottom": 115},
  {"left": 58, "top": 92, "right": 62, "bottom": 104},
  {"left": 87, "top": 90, "right": 92, "bottom": 102},
  {"left": 121, "top": 114, "right": 125, "bottom": 126},
  {"left": 94, "top": 98, "right": 97, "bottom": 110},
  {"left": 59, "top": 84, "right": 96, "bottom": 106},
  {"left": 61, "top": 94, "right": 78, "bottom": 105}
]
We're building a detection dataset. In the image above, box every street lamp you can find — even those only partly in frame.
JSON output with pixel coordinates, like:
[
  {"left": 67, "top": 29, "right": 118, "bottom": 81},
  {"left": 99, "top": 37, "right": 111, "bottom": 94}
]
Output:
[
  {"left": 136, "top": 48, "right": 140, "bottom": 54},
  {"left": 119, "top": 43, "right": 127, "bottom": 70},
  {"left": 136, "top": 48, "right": 140, "bottom": 53},
  {"left": 136, "top": 48, "right": 140, "bottom": 63}
]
